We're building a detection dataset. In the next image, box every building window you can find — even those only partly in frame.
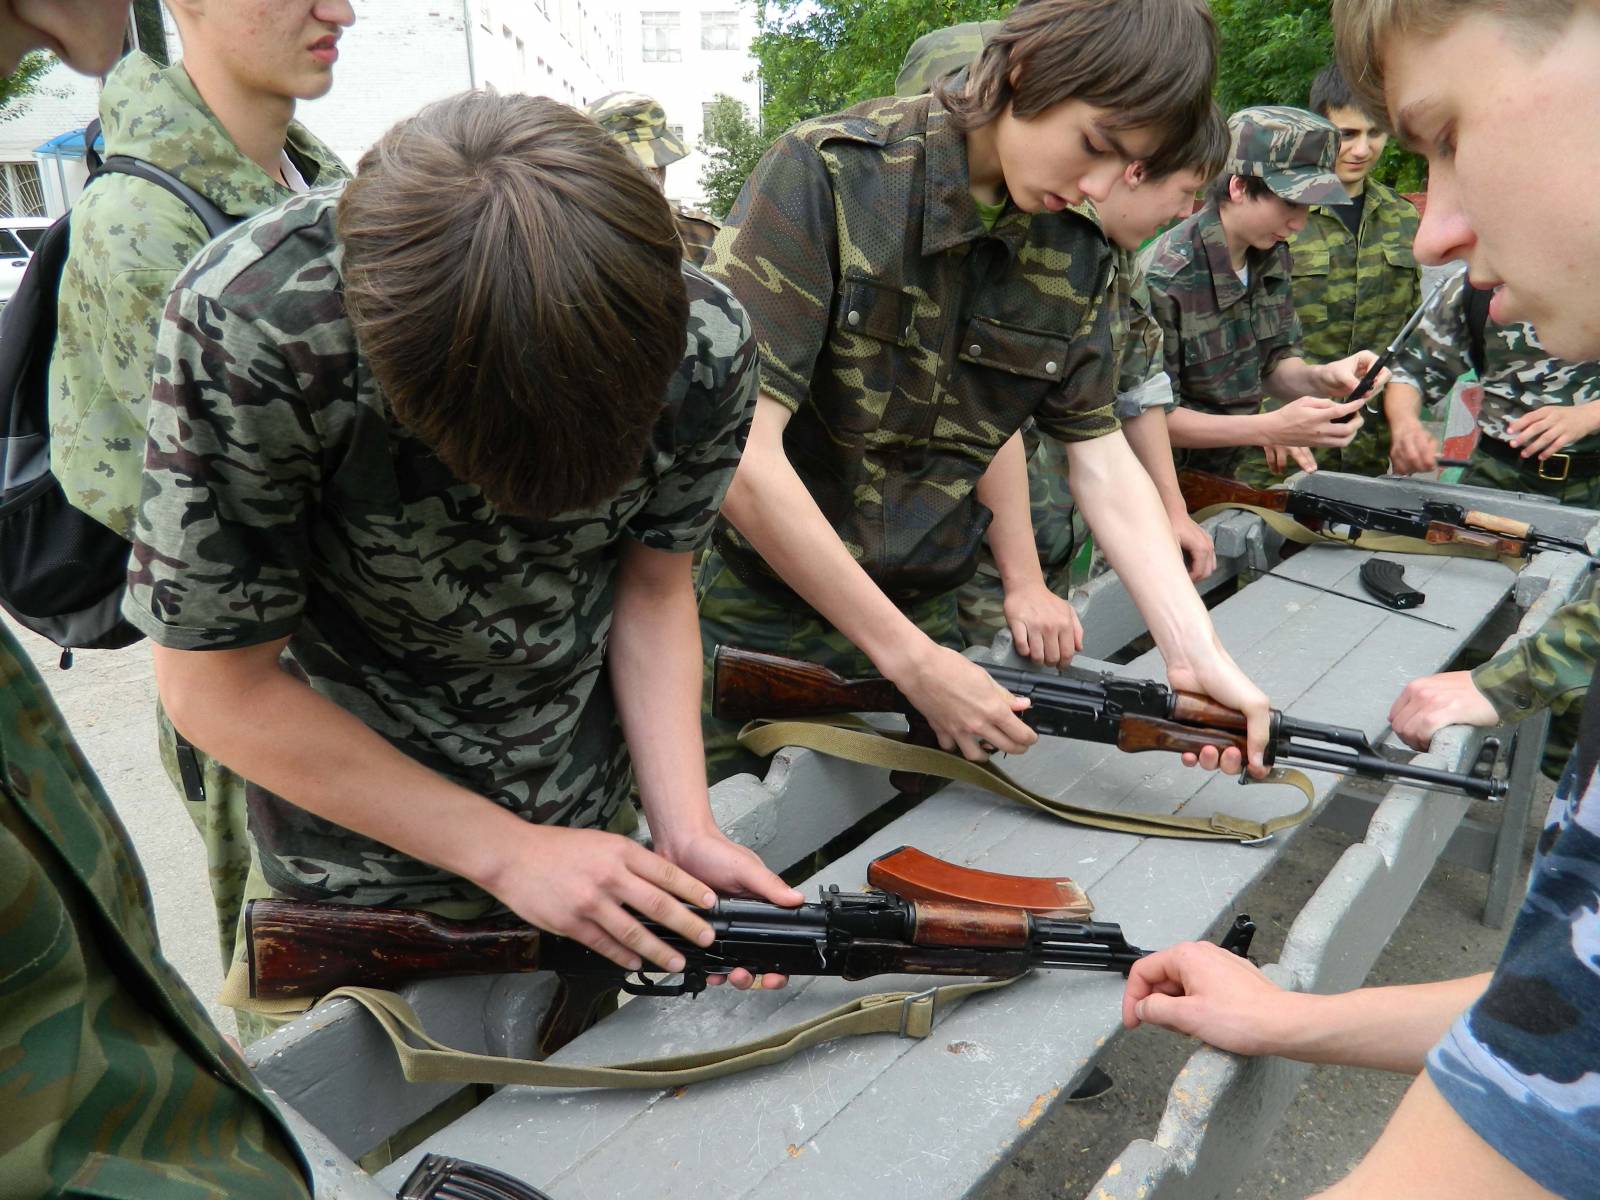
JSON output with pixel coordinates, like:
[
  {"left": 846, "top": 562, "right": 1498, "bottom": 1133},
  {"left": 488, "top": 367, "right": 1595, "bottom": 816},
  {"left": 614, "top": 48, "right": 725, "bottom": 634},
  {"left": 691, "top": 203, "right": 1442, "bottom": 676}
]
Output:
[
  {"left": 641, "top": 11, "right": 681, "bottom": 62},
  {"left": 667, "top": 124, "right": 684, "bottom": 144},
  {"left": 0, "top": 162, "right": 45, "bottom": 217},
  {"left": 701, "top": 10, "right": 739, "bottom": 50}
]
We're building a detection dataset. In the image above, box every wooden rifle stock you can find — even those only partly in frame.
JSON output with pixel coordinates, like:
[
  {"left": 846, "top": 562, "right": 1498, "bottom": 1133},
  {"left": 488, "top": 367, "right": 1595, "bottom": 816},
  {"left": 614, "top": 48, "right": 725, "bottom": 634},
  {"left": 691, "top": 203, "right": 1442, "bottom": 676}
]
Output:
[
  {"left": 1176, "top": 470, "right": 1291, "bottom": 517},
  {"left": 713, "top": 645, "right": 909, "bottom": 723},
  {"left": 246, "top": 900, "right": 542, "bottom": 1000}
]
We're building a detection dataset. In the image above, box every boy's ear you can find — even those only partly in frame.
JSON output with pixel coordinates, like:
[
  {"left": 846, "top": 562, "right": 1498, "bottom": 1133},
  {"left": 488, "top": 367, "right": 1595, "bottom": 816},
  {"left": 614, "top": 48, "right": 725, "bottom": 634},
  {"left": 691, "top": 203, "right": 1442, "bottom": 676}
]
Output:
[{"left": 1125, "top": 161, "right": 1147, "bottom": 188}]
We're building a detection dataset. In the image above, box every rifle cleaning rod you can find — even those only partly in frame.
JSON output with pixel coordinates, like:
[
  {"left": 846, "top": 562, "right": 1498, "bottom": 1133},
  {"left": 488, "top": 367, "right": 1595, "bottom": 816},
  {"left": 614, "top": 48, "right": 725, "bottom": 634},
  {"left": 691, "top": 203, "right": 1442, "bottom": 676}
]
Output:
[
  {"left": 1353, "top": 274, "right": 1453, "bottom": 411},
  {"left": 1264, "top": 573, "right": 1457, "bottom": 629}
]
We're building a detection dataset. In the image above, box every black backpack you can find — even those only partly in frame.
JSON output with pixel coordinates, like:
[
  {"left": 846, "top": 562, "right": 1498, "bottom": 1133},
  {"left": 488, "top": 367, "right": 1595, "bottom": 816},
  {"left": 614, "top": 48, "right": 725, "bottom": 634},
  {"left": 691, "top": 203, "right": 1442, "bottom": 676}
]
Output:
[{"left": 0, "top": 147, "right": 237, "bottom": 663}]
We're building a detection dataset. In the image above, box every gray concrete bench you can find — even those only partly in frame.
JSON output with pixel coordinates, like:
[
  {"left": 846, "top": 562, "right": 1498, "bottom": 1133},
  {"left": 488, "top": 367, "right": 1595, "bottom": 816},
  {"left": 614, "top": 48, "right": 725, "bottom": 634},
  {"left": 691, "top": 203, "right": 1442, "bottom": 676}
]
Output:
[{"left": 250, "top": 472, "right": 1596, "bottom": 1199}]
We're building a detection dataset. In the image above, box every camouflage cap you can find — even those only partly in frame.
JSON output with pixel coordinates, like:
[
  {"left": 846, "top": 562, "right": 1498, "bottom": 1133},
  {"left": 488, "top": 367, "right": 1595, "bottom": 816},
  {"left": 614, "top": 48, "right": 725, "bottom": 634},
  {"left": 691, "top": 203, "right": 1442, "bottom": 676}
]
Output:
[
  {"left": 587, "top": 91, "right": 689, "bottom": 170},
  {"left": 894, "top": 22, "right": 1000, "bottom": 96},
  {"left": 1226, "top": 105, "right": 1349, "bottom": 206}
]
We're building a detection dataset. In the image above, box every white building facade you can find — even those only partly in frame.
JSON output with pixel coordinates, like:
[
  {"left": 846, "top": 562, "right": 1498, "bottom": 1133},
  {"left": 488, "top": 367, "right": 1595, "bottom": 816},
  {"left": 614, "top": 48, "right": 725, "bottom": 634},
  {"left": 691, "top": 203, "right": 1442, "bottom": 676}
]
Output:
[
  {"left": 0, "top": 0, "right": 756, "bottom": 215},
  {"left": 619, "top": 2, "right": 760, "bottom": 207}
]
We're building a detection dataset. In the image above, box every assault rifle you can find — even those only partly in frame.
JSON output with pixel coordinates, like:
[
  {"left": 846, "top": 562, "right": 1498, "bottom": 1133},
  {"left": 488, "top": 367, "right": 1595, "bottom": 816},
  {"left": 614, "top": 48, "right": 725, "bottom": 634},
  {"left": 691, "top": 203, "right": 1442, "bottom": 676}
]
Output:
[
  {"left": 712, "top": 646, "right": 1507, "bottom": 801},
  {"left": 1178, "top": 469, "right": 1597, "bottom": 561},
  {"left": 244, "top": 845, "right": 1256, "bottom": 1001}
]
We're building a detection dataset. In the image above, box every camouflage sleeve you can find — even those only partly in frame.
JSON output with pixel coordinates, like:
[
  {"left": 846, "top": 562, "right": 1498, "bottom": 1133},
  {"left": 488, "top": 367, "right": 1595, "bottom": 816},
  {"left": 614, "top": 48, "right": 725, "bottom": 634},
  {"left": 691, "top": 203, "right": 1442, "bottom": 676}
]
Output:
[
  {"left": 1031, "top": 274, "right": 1120, "bottom": 443},
  {"left": 1258, "top": 250, "right": 1303, "bottom": 375},
  {"left": 1112, "top": 283, "right": 1175, "bottom": 418},
  {"left": 122, "top": 287, "right": 323, "bottom": 650},
  {"left": 702, "top": 134, "right": 839, "bottom": 415},
  {"left": 1471, "top": 580, "right": 1600, "bottom": 720},
  {"left": 1391, "top": 267, "right": 1470, "bottom": 402},
  {"left": 626, "top": 274, "right": 757, "bottom": 552}
]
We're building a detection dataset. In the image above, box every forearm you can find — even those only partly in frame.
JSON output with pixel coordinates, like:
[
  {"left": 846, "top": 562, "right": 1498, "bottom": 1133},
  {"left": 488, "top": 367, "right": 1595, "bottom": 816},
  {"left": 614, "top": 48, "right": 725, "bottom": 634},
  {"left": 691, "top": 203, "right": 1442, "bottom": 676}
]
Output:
[
  {"left": 1264, "top": 355, "right": 1321, "bottom": 401},
  {"left": 721, "top": 395, "right": 930, "bottom": 678},
  {"left": 608, "top": 545, "right": 717, "bottom": 850},
  {"left": 1121, "top": 408, "right": 1187, "bottom": 520},
  {"left": 1068, "top": 435, "right": 1207, "bottom": 650},
  {"left": 152, "top": 642, "right": 522, "bottom": 893},
  {"left": 1270, "top": 974, "right": 1491, "bottom": 1073},
  {"left": 977, "top": 431, "right": 1046, "bottom": 590},
  {"left": 1384, "top": 382, "right": 1425, "bottom": 428},
  {"left": 1166, "top": 404, "right": 1276, "bottom": 450}
]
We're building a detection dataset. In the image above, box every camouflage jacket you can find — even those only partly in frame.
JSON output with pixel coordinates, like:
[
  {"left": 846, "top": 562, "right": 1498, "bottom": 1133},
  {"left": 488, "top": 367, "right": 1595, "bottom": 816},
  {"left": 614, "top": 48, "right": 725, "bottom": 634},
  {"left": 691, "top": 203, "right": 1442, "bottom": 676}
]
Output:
[
  {"left": 1142, "top": 199, "right": 1302, "bottom": 456},
  {"left": 1288, "top": 179, "right": 1420, "bottom": 365},
  {"left": 704, "top": 91, "right": 1119, "bottom": 604},
  {"left": 1391, "top": 265, "right": 1600, "bottom": 454},
  {"left": 1426, "top": 758, "right": 1600, "bottom": 1200},
  {"left": 0, "top": 624, "right": 310, "bottom": 1198},
  {"left": 1473, "top": 573, "right": 1600, "bottom": 722},
  {"left": 675, "top": 206, "right": 720, "bottom": 268},
  {"left": 50, "top": 51, "right": 346, "bottom": 541},
  {"left": 123, "top": 190, "right": 757, "bottom": 907}
]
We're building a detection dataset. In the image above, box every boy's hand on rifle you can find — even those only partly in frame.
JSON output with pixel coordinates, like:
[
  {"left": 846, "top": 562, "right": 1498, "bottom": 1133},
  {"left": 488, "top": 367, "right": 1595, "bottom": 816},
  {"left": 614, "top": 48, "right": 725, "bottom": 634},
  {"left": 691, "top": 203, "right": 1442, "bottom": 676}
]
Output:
[
  {"left": 1388, "top": 670, "right": 1500, "bottom": 751},
  {"left": 1122, "top": 940, "right": 1298, "bottom": 1058},
  {"left": 1002, "top": 579, "right": 1083, "bottom": 666},
  {"left": 487, "top": 825, "right": 720, "bottom": 975},
  {"left": 1266, "top": 395, "right": 1366, "bottom": 448},
  {"left": 655, "top": 826, "right": 803, "bottom": 991},
  {"left": 889, "top": 643, "right": 1037, "bottom": 762},
  {"left": 1315, "top": 350, "right": 1389, "bottom": 399},
  {"left": 1163, "top": 643, "right": 1271, "bottom": 778},
  {"left": 1262, "top": 445, "right": 1318, "bottom": 476}
]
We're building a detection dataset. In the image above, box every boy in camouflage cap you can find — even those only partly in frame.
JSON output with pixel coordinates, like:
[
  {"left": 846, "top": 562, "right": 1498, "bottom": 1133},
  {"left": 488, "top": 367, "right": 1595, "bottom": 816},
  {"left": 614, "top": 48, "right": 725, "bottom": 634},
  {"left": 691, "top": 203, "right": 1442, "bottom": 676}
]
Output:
[
  {"left": 1143, "top": 104, "right": 1388, "bottom": 485},
  {"left": 123, "top": 93, "right": 800, "bottom": 1033},
  {"left": 1, "top": 6, "right": 317, "bottom": 1197},
  {"left": 1288, "top": 64, "right": 1422, "bottom": 476},
  {"left": 588, "top": 89, "right": 721, "bottom": 266},
  {"left": 701, "top": 0, "right": 1272, "bottom": 783},
  {"left": 1127, "top": 3, "right": 1600, "bottom": 1196}
]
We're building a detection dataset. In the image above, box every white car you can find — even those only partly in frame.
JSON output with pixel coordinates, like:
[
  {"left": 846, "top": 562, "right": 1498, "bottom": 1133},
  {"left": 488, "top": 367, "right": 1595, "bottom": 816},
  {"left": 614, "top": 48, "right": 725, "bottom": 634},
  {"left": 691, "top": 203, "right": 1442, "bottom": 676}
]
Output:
[{"left": 0, "top": 215, "right": 55, "bottom": 308}]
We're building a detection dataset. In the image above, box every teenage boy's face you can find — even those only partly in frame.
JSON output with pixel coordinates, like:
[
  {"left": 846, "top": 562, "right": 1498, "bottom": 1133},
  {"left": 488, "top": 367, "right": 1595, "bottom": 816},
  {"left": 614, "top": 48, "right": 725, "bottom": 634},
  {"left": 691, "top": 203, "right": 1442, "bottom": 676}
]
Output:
[
  {"left": 1325, "top": 104, "right": 1388, "bottom": 188},
  {"left": 188, "top": 0, "right": 356, "bottom": 101},
  {"left": 1098, "top": 165, "right": 1207, "bottom": 250},
  {"left": 993, "top": 100, "right": 1160, "bottom": 213},
  {"left": 1, "top": 0, "right": 126, "bottom": 75},
  {"left": 1227, "top": 186, "right": 1308, "bottom": 251},
  {"left": 1385, "top": 9, "right": 1600, "bottom": 359}
]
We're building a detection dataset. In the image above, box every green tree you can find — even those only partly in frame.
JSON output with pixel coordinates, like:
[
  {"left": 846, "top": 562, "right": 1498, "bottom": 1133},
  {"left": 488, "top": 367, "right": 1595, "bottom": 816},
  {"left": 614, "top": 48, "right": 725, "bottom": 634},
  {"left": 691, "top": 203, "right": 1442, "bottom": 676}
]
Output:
[
  {"left": 1210, "top": 0, "right": 1423, "bottom": 190},
  {"left": 0, "top": 52, "right": 56, "bottom": 124},
  {"left": 699, "top": 94, "right": 769, "bottom": 219}
]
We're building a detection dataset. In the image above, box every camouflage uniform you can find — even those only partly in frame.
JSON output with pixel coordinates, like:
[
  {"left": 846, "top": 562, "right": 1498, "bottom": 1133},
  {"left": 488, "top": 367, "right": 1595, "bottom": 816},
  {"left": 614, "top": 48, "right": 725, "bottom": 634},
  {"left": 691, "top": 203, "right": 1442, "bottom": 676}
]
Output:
[
  {"left": 699, "top": 89, "right": 1120, "bottom": 780},
  {"left": 48, "top": 52, "right": 346, "bottom": 974},
  {"left": 1144, "top": 107, "right": 1348, "bottom": 485},
  {"left": 587, "top": 90, "right": 721, "bottom": 267},
  {"left": 1426, "top": 754, "right": 1600, "bottom": 1200},
  {"left": 1288, "top": 178, "right": 1421, "bottom": 475},
  {"left": 1392, "top": 265, "right": 1600, "bottom": 773},
  {"left": 123, "top": 191, "right": 755, "bottom": 919},
  {"left": 0, "top": 623, "right": 310, "bottom": 1198}
]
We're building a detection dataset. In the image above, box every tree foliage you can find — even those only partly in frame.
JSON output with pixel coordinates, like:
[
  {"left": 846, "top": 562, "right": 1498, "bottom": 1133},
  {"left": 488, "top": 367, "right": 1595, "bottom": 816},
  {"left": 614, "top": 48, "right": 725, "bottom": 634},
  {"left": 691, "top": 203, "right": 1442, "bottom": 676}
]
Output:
[
  {"left": 698, "top": 94, "right": 769, "bottom": 219},
  {"left": 0, "top": 52, "right": 57, "bottom": 125}
]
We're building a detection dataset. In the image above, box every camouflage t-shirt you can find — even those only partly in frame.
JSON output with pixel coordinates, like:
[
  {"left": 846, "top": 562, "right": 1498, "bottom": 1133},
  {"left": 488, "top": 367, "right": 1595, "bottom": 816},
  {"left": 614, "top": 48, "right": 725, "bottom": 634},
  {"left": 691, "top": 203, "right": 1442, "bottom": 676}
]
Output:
[
  {"left": 1288, "top": 178, "right": 1420, "bottom": 364},
  {"left": 1391, "top": 264, "right": 1600, "bottom": 454},
  {"left": 704, "top": 90, "right": 1119, "bottom": 605},
  {"left": 123, "top": 189, "right": 757, "bottom": 906},
  {"left": 1427, "top": 759, "right": 1600, "bottom": 1200},
  {"left": 1142, "top": 199, "right": 1302, "bottom": 472}
]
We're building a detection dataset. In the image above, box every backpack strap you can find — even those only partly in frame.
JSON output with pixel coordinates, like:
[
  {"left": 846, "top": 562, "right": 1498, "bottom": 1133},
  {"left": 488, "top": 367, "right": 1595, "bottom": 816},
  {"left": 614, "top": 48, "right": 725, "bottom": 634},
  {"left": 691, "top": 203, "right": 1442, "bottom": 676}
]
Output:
[
  {"left": 1465, "top": 283, "right": 1493, "bottom": 378},
  {"left": 96, "top": 154, "right": 236, "bottom": 239},
  {"left": 82, "top": 118, "right": 103, "bottom": 174}
]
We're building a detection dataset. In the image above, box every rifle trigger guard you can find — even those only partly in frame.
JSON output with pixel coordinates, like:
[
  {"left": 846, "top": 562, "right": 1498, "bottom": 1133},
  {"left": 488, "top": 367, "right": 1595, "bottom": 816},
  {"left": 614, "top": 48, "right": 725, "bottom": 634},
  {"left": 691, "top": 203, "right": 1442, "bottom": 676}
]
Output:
[{"left": 620, "top": 970, "right": 709, "bottom": 998}]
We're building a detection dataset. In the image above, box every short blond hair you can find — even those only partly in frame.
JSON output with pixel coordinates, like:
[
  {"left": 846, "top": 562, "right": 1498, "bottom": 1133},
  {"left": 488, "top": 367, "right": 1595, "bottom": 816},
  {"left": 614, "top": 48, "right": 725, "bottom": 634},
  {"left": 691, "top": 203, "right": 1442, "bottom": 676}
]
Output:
[{"left": 1333, "top": 0, "right": 1576, "bottom": 122}]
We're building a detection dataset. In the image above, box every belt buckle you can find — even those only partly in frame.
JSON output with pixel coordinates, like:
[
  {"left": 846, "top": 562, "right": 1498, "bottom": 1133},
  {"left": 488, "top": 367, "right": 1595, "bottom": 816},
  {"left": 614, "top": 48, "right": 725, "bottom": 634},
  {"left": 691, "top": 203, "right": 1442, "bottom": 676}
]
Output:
[{"left": 1538, "top": 453, "right": 1572, "bottom": 483}]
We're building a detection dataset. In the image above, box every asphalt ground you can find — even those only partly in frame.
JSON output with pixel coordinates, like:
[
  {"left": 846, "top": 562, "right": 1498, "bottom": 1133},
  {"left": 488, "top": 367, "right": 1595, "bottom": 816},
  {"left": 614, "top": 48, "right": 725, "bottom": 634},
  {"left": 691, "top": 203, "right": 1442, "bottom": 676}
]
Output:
[{"left": 9, "top": 612, "right": 1539, "bottom": 1195}]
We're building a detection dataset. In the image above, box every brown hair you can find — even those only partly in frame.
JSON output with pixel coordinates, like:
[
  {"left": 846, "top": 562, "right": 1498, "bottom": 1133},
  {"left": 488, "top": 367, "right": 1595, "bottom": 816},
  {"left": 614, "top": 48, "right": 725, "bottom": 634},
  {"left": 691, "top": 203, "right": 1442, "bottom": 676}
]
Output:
[
  {"left": 1333, "top": 0, "right": 1576, "bottom": 123},
  {"left": 938, "top": 0, "right": 1218, "bottom": 168},
  {"left": 1147, "top": 101, "right": 1229, "bottom": 184},
  {"left": 338, "top": 91, "right": 688, "bottom": 519},
  {"left": 1208, "top": 173, "right": 1275, "bottom": 207}
]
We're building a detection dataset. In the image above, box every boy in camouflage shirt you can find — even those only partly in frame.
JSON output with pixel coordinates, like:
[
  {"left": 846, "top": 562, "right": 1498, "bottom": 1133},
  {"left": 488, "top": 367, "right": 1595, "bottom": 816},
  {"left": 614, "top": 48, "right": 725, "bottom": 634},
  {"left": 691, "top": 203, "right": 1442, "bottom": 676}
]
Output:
[
  {"left": 49, "top": 2, "right": 350, "bottom": 977},
  {"left": 123, "top": 94, "right": 799, "bottom": 1029},
  {"left": 1288, "top": 64, "right": 1423, "bottom": 476},
  {"left": 1126, "top": 3, "right": 1600, "bottom": 1195},
  {"left": 1, "top": 5, "right": 313, "bottom": 1196},
  {"left": 1143, "top": 106, "right": 1386, "bottom": 485},
  {"left": 891, "top": 22, "right": 1228, "bottom": 647},
  {"left": 700, "top": 0, "right": 1272, "bottom": 784}
]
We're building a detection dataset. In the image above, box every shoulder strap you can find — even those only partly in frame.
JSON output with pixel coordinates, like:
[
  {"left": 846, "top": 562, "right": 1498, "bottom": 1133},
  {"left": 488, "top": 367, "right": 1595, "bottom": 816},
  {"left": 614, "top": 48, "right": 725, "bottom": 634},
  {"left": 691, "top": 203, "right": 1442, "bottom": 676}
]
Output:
[
  {"left": 82, "top": 118, "right": 103, "bottom": 174},
  {"left": 96, "top": 154, "right": 236, "bottom": 239},
  {"left": 1465, "top": 284, "right": 1493, "bottom": 378}
]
